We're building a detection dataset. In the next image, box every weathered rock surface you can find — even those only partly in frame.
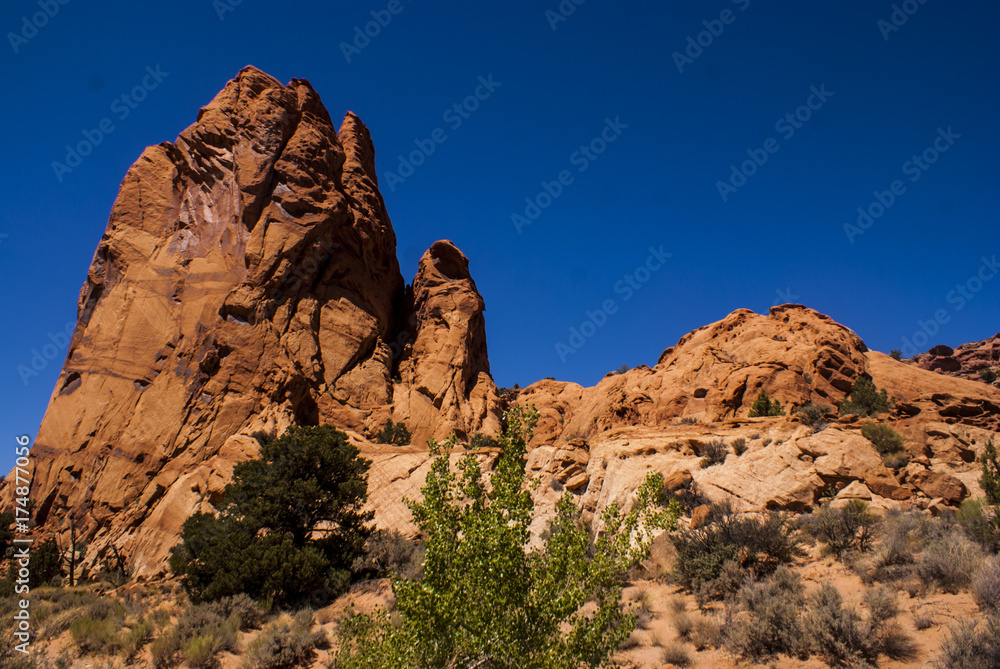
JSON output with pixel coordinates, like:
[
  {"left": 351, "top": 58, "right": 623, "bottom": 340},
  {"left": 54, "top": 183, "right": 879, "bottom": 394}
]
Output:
[
  {"left": 0, "top": 67, "right": 498, "bottom": 577},
  {"left": 909, "top": 335, "right": 1000, "bottom": 384}
]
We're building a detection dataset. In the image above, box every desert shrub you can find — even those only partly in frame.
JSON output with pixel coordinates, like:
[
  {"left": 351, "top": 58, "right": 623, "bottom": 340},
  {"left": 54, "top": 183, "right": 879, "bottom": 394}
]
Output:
[
  {"left": 121, "top": 620, "right": 153, "bottom": 661},
  {"left": 242, "top": 611, "right": 327, "bottom": 669},
  {"left": 353, "top": 529, "right": 425, "bottom": 580},
  {"left": 960, "top": 498, "right": 1000, "bottom": 553},
  {"left": 374, "top": 419, "right": 411, "bottom": 446},
  {"left": 861, "top": 422, "right": 906, "bottom": 456},
  {"left": 803, "top": 583, "right": 913, "bottom": 666},
  {"left": 213, "top": 594, "right": 269, "bottom": 630},
  {"left": 918, "top": 528, "right": 985, "bottom": 592},
  {"left": 661, "top": 642, "right": 691, "bottom": 667},
  {"left": 974, "top": 555, "right": 1000, "bottom": 612},
  {"left": 851, "top": 509, "right": 937, "bottom": 583},
  {"left": 913, "top": 612, "right": 935, "bottom": 630},
  {"left": 731, "top": 437, "right": 747, "bottom": 456},
  {"left": 797, "top": 403, "right": 833, "bottom": 426},
  {"left": 748, "top": 391, "right": 783, "bottom": 417},
  {"left": 151, "top": 629, "right": 182, "bottom": 668},
  {"left": 170, "top": 424, "right": 372, "bottom": 604},
  {"left": 811, "top": 500, "right": 878, "bottom": 557},
  {"left": 690, "top": 614, "right": 721, "bottom": 650},
  {"left": 936, "top": 615, "right": 1000, "bottom": 669},
  {"left": 618, "top": 632, "right": 642, "bottom": 650},
  {"left": 890, "top": 350, "right": 903, "bottom": 360},
  {"left": 671, "top": 503, "right": 798, "bottom": 601},
  {"left": 672, "top": 611, "right": 695, "bottom": 640},
  {"left": 614, "top": 364, "right": 629, "bottom": 375},
  {"left": 184, "top": 634, "right": 222, "bottom": 669},
  {"left": 699, "top": 438, "right": 727, "bottom": 468},
  {"left": 982, "top": 369, "right": 999, "bottom": 385},
  {"left": 839, "top": 376, "right": 891, "bottom": 417},
  {"left": 469, "top": 432, "right": 499, "bottom": 450},
  {"left": 70, "top": 615, "right": 121, "bottom": 654},
  {"left": 333, "top": 406, "right": 681, "bottom": 668},
  {"left": 724, "top": 566, "right": 805, "bottom": 661},
  {"left": 680, "top": 417, "right": 698, "bottom": 425}
]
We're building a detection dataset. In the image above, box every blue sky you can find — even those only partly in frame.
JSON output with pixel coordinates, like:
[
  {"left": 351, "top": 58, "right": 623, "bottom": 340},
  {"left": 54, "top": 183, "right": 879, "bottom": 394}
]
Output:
[{"left": 1, "top": 1, "right": 998, "bottom": 474}]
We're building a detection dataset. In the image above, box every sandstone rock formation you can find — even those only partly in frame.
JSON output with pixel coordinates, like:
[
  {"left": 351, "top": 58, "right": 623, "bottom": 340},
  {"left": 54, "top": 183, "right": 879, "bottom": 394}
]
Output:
[
  {"left": 0, "top": 66, "right": 498, "bottom": 577},
  {"left": 909, "top": 335, "right": 1000, "bottom": 383},
  {"left": 3, "top": 67, "right": 998, "bottom": 581}
]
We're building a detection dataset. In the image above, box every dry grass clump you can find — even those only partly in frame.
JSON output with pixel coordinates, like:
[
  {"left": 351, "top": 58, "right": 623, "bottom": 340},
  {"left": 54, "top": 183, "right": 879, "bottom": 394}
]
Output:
[{"left": 241, "top": 610, "right": 327, "bottom": 669}]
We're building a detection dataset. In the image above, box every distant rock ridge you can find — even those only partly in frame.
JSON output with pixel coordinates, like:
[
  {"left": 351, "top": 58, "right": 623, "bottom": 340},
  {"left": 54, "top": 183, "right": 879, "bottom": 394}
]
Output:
[{"left": 908, "top": 334, "right": 1000, "bottom": 383}]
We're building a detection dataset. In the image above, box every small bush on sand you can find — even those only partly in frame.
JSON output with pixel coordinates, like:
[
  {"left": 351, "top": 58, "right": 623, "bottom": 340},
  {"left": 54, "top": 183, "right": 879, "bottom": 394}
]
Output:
[
  {"left": 936, "top": 614, "right": 1000, "bottom": 669},
  {"left": 811, "top": 500, "right": 878, "bottom": 557},
  {"left": 973, "top": 554, "right": 1000, "bottom": 612},
  {"left": 724, "top": 566, "right": 806, "bottom": 661},
  {"left": 802, "top": 583, "right": 914, "bottom": 666},
  {"left": 242, "top": 611, "right": 327, "bottom": 669},
  {"left": 699, "top": 438, "right": 727, "bottom": 468},
  {"left": 671, "top": 502, "right": 798, "bottom": 602}
]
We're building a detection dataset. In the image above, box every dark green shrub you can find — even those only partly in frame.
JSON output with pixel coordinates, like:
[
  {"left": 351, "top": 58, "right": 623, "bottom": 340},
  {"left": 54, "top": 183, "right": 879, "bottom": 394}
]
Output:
[
  {"left": 890, "top": 350, "right": 903, "bottom": 360},
  {"left": 797, "top": 403, "right": 833, "bottom": 426},
  {"left": 374, "top": 419, "right": 411, "bottom": 446},
  {"left": 170, "top": 425, "right": 372, "bottom": 604},
  {"left": 469, "top": 433, "right": 499, "bottom": 450},
  {"left": 982, "top": 369, "right": 999, "bottom": 385},
  {"left": 959, "top": 498, "right": 1000, "bottom": 553},
  {"left": 839, "top": 376, "right": 890, "bottom": 417},
  {"left": 748, "top": 391, "right": 783, "bottom": 417},
  {"left": 0, "top": 512, "right": 13, "bottom": 558},
  {"left": 981, "top": 441, "right": 1000, "bottom": 505},
  {"left": 724, "top": 566, "right": 806, "bottom": 661},
  {"left": 671, "top": 503, "right": 798, "bottom": 601},
  {"left": 31, "top": 538, "right": 63, "bottom": 586},
  {"left": 730, "top": 437, "right": 747, "bottom": 456},
  {"left": 811, "top": 500, "right": 878, "bottom": 557},
  {"left": 861, "top": 422, "right": 906, "bottom": 455}
]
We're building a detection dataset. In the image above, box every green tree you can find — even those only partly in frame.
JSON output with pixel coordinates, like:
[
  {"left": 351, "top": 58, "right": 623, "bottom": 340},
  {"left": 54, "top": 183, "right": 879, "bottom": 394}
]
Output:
[
  {"left": 170, "top": 425, "right": 372, "bottom": 604},
  {"left": 981, "top": 440, "right": 1000, "bottom": 506},
  {"left": 839, "top": 376, "right": 890, "bottom": 417},
  {"left": 374, "top": 419, "right": 411, "bottom": 446},
  {"left": 333, "top": 406, "right": 681, "bottom": 669},
  {"left": 748, "top": 391, "right": 783, "bottom": 418},
  {"left": 0, "top": 512, "right": 13, "bottom": 557}
]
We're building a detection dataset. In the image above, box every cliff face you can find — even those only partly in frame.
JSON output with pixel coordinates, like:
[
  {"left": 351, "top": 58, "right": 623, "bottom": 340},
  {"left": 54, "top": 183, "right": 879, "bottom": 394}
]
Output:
[
  {"left": 5, "top": 67, "right": 498, "bottom": 576},
  {"left": 5, "top": 67, "right": 998, "bottom": 579}
]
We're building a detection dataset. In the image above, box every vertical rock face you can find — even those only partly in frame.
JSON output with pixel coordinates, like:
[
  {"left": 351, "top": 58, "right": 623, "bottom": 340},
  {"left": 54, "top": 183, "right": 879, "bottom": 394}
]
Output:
[
  {"left": 5, "top": 66, "right": 499, "bottom": 575},
  {"left": 391, "top": 241, "right": 501, "bottom": 444}
]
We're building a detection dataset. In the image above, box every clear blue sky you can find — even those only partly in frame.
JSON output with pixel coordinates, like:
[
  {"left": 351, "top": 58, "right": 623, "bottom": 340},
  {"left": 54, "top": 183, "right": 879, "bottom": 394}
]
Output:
[{"left": 2, "top": 1, "right": 998, "bottom": 474}]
